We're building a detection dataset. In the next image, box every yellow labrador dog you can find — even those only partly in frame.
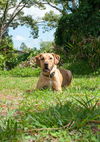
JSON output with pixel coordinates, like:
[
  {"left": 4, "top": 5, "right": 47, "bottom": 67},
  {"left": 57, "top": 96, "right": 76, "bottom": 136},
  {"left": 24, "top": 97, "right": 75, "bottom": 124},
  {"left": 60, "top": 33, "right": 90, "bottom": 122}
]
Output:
[{"left": 35, "top": 53, "right": 72, "bottom": 91}]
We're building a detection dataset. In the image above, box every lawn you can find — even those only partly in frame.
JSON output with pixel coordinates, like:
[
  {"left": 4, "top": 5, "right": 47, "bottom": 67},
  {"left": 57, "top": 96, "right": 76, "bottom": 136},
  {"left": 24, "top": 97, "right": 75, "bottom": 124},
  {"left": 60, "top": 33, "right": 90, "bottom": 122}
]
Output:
[{"left": 0, "top": 68, "right": 100, "bottom": 142}]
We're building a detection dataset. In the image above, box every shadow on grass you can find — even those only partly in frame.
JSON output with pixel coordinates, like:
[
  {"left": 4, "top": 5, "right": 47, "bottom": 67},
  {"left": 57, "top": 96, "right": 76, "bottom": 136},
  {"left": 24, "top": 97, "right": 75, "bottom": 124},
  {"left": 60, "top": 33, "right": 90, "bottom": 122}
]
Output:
[
  {"left": 20, "top": 97, "right": 100, "bottom": 130},
  {"left": 0, "top": 96, "right": 100, "bottom": 141}
]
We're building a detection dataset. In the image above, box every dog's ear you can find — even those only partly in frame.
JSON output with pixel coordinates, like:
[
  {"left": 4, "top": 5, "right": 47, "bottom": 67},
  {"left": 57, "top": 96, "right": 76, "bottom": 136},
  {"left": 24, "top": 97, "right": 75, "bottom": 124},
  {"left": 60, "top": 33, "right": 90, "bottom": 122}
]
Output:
[
  {"left": 34, "top": 54, "right": 41, "bottom": 67},
  {"left": 52, "top": 53, "right": 60, "bottom": 65}
]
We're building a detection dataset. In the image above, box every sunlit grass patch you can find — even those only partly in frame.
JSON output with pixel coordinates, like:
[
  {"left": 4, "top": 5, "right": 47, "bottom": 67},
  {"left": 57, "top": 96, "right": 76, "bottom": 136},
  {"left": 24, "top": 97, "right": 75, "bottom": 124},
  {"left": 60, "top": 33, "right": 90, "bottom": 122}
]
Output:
[{"left": 0, "top": 70, "right": 100, "bottom": 141}]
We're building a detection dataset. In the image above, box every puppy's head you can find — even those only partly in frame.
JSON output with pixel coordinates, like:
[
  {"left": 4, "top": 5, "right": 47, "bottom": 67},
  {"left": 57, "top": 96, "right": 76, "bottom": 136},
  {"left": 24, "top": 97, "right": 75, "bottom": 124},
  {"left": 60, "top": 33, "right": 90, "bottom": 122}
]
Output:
[{"left": 35, "top": 53, "right": 60, "bottom": 72}]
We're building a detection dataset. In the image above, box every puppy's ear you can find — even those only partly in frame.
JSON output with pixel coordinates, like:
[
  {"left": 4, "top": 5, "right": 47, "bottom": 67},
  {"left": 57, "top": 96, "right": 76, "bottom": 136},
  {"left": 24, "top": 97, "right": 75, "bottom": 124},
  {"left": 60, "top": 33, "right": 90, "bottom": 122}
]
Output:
[
  {"left": 34, "top": 54, "right": 41, "bottom": 67},
  {"left": 52, "top": 53, "right": 60, "bottom": 65}
]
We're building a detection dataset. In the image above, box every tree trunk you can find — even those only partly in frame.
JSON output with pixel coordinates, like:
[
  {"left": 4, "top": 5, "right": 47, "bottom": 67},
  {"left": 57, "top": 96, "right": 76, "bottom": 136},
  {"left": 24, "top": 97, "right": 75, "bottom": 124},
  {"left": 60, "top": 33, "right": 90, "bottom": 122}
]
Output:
[
  {"left": 72, "top": 0, "right": 77, "bottom": 10},
  {"left": 0, "top": 28, "right": 3, "bottom": 42},
  {"left": 0, "top": 26, "right": 5, "bottom": 42}
]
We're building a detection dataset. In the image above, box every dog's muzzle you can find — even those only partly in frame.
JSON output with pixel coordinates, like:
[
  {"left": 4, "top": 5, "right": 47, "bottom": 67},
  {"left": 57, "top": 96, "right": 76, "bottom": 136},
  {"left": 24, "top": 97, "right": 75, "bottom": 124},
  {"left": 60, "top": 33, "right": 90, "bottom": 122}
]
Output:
[
  {"left": 44, "top": 63, "right": 48, "bottom": 69},
  {"left": 43, "top": 63, "right": 49, "bottom": 72}
]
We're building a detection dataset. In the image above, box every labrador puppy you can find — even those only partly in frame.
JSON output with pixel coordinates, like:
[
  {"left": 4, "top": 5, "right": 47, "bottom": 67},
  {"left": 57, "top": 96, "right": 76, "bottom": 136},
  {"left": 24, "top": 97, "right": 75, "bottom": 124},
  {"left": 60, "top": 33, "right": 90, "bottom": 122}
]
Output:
[{"left": 35, "top": 53, "right": 72, "bottom": 91}]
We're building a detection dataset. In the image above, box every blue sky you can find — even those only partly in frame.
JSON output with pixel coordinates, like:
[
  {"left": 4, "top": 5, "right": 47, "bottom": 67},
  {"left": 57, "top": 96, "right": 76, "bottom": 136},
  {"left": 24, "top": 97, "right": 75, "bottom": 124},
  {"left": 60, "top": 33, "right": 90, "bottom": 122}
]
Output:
[
  {"left": 9, "top": 5, "right": 60, "bottom": 50},
  {"left": 9, "top": 26, "right": 55, "bottom": 50}
]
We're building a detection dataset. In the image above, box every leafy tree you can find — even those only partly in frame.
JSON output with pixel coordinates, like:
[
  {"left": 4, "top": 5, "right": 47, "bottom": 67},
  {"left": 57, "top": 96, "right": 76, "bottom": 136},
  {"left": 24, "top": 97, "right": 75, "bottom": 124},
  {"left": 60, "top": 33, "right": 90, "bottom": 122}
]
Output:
[
  {"left": 0, "top": 0, "right": 79, "bottom": 40},
  {"left": 0, "top": 0, "right": 47, "bottom": 41},
  {"left": 0, "top": 32, "right": 14, "bottom": 69},
  {"left": 42, "top": 0, "right": 79, "bottom": 28},
  {"left": 0, "top": 0, "right": 47, "bottom": 69},
  {"left": 20, "top": 42, "right": 29, "bottom": 52},
  {"left": 42, "top": 10, "right": 60, "bottom": 30},
  {"left": 55, "top": 0, "right": 100, "bottom": 69},
  {"left": 40, "top": 41, "right": 54, "bottom": 52},
  {"left": 42, "top": 0, "right": 78, "bottom": 14},
  {"left": 0, "top": 0, "right": 78, "bottom": 41}
]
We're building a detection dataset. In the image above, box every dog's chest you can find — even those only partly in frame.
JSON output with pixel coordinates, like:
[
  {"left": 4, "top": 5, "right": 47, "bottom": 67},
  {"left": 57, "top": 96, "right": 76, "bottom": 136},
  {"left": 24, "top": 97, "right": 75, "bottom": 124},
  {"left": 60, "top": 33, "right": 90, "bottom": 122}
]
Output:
[
  {"left": 48, "top": 78, "right": 57, "bottom": 88},
  {"left": 49, "top": 79, "right": 53, "bottom": 88}
]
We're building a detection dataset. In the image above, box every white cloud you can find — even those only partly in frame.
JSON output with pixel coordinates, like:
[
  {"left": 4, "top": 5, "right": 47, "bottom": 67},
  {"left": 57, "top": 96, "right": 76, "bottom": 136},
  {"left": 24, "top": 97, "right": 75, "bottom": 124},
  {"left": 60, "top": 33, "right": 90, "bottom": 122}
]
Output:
[
  {"left": 14, "top": 35, "right": 26, "bottom": 41},
  {"left": 9, "top": 4, "right": 60, "bottom": 19},
  {"left": 9, "top": 4, "right": 60, "bottom": 49},
  {"left": 23, "top": 5, "right": 60, "bottom": 19}
]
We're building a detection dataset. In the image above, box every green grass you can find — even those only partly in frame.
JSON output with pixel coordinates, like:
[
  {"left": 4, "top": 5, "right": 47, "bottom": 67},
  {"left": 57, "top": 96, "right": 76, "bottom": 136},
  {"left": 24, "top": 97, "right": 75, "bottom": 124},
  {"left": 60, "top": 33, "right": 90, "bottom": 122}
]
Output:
[{"left": 0, "top": 68, "right": 100, "bottom": 142}]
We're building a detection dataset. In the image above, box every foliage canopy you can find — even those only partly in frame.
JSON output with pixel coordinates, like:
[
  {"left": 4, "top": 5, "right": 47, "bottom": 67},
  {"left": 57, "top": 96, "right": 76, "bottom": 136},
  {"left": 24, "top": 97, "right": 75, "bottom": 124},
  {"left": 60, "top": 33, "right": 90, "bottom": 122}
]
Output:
[{"left": 55, "top": 0, "right": 100, "bottom": 69}]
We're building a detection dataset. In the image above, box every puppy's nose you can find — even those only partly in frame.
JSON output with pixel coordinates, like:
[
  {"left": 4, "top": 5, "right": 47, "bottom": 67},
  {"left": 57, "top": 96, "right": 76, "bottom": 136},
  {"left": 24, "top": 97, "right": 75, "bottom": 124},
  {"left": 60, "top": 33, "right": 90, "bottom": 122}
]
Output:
[{"left": 44, "top": 62, "right": 48, "bottom": 68}]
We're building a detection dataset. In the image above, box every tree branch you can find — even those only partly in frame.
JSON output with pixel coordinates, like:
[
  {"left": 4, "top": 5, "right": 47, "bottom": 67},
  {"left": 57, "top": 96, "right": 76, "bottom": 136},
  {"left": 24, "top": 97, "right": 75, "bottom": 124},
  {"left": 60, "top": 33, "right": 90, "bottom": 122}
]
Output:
[
  {"left": 35, "top": 1, "right": 62, "bottom": 13},
  {"left": 2, "top": 3, "right": 26, "bottom": 36},
  {"left": 8, "top": 0, "right": 23, "bottom": 21},
  {"left": 46, "top": 2, "right": 62, "bottom": 13},
  {"left": 1, "top": 0, "right": 9, "bottom": 23},
  {"left": 8, "top": 4, "right": 28, "bottom": 10}
]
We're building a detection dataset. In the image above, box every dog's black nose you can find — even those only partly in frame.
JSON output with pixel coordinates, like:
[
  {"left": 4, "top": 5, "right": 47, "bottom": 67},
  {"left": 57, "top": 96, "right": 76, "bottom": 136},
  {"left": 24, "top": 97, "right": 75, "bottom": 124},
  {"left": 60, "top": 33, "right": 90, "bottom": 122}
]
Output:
[
  {"left": 44, "top": 62, "right": 48, "bottom": 66},
  {"left": 44, "top": 62, "right": 48, "bottom": 68}
]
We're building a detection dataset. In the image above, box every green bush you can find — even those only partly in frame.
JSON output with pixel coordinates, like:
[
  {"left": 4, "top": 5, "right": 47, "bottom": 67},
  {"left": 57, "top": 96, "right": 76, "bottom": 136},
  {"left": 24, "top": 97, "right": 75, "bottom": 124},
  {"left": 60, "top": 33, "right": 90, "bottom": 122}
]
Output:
[
  {"left": 0, "top": 67, "right": 41, "bottom": 77},
  {"left": 62, "top": 60, "right": 100, "bottom": 76},
  {"left": 0, "top": 70, "right": 9, "bottom": 76},
  {"left": 9, "top": 67, "right": 41, "bottom": 77},
  {"left": 55, "top": 0, "right": 100, "bottom": 70},
  {"left": 0, "top": 35, "right": 14, "bottom": 70},
  {"left": 0, "top": 54, "right": 5, "bottom": 69}
]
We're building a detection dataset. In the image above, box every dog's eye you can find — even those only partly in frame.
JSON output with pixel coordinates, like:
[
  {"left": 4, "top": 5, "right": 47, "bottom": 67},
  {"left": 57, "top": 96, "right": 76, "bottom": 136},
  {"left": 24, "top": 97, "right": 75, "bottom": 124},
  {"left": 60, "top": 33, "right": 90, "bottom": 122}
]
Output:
[
  {"left": 41, "top": 57, "right": 44, "bottom": 60},
  {"left": 50, "top": 57, "right": 52, "bottom": 60}
]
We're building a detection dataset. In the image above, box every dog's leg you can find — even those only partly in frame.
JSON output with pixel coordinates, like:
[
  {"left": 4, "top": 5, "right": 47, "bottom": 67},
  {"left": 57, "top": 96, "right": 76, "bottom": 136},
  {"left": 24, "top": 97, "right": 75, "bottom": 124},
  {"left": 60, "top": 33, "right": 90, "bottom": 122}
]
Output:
[
  {"left": 52, "top": 81, "right": 62, "bottom": 91},
  {"left": 36, "top": 81, "right": 44, "bottom": 89},
  {"left": 36, "top": 77, "right": 49, "bottom": 90}
]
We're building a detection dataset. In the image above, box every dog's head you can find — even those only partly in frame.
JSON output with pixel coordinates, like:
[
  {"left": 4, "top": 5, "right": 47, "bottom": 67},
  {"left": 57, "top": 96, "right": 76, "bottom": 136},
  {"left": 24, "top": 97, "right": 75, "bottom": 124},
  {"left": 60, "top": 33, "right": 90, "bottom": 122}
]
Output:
[{"left": 35, "top": 53, "right": 60, "bottom": 72}]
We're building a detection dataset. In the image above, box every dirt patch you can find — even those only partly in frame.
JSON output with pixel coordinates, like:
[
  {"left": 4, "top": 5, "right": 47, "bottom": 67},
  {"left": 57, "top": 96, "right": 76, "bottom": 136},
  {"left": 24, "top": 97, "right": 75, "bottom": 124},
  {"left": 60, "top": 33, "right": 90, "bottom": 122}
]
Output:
[{"left": 0, "top": 94, "right": 23, "bottom": 116}]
